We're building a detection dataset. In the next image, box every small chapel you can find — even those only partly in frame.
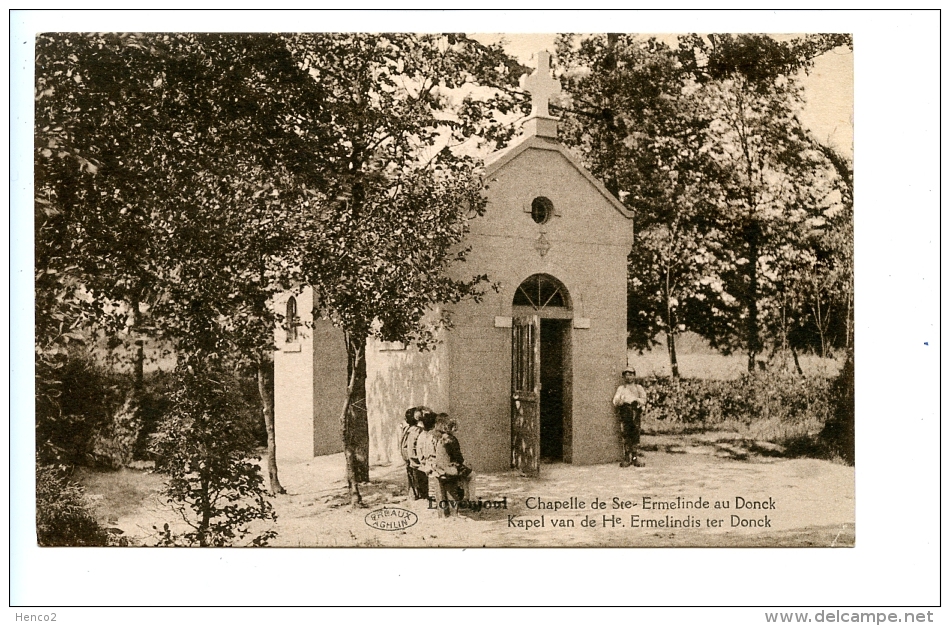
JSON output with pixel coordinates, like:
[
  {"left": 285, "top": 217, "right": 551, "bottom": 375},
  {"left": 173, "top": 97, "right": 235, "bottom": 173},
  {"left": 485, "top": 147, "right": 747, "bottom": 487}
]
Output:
[{"left": 273, "top": 51, "right": 635, "bottom": 474}]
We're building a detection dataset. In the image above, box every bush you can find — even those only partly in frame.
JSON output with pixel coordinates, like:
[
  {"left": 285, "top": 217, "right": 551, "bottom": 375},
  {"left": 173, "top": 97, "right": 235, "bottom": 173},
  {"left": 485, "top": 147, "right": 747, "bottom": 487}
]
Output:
[
  {"left": 36, "top": 464, "right": 110, "bottom": 546},
  {"left": 132, "top": 369, "right": 175, "bottom": 461},
  {"left": 146, "top": 368, "right": 266, "bottom": 468},
  {"left": 37, "top": 349, "right": 266, "bottom": 474},
  {"left": 235, "top": 371, "right": 268, "bottom": 449},
  {"left": 36, "top": 353, "right": 125, "bottom": 467},
  {"left": 642, "top": 372, "right": 833, "bottom": 441},
  {"left": 150, "top": 363, "right": 276, "bottom": 547},
  {"left": 820, "top": 350, "right": 854, "bottom": 465}
]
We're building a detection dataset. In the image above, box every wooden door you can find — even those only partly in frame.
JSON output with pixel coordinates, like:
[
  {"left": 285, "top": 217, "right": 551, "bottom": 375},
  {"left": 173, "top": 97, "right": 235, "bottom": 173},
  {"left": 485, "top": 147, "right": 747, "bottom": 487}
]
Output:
[{"left": 511, "top": 315, "right": 541, "bottom": 476}]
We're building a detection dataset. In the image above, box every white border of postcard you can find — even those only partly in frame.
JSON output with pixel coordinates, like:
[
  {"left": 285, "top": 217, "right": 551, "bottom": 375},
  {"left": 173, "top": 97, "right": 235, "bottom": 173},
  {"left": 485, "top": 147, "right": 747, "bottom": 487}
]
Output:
[{"left": 8, "top": 8, "right": 942, "bottom": 611}]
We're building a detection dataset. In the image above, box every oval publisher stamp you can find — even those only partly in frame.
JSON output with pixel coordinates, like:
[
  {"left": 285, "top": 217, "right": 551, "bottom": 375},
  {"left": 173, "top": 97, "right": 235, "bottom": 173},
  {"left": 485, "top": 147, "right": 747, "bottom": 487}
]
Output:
[{"left": 364, "top": 507, "right": 418, "bottom": 532}]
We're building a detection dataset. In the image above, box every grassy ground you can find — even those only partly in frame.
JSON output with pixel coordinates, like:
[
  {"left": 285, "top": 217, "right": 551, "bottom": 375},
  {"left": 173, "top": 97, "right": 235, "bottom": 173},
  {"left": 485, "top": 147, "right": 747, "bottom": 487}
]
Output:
[
  {"left": 629, "top": 349, "right": 842, "bottom": 380},
  {"left": 74, "top": 466, "right": 165, "bottom": 526},
  {"left": 643, "top": 413, "right": 831, "bottom": 460},
  {"left": 627, "top": 333, "right": 842, "bottom": 380}
]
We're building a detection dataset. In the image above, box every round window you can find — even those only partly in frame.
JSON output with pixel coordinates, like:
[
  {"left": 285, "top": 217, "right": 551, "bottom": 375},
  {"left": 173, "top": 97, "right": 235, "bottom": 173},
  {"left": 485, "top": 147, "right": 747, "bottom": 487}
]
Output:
[{"left": 531, "top": 196, "right": 554, "bottom": 224}]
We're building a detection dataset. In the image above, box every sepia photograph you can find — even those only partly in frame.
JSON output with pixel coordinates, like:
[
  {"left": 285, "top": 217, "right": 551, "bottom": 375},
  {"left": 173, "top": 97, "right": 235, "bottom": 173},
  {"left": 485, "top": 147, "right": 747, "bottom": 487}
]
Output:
[
  {"left": 11, "top": 9, "right": 940, "bottom": 611},
  {"left": 31, "top": 28, "right": 855, "bottom": 549}
]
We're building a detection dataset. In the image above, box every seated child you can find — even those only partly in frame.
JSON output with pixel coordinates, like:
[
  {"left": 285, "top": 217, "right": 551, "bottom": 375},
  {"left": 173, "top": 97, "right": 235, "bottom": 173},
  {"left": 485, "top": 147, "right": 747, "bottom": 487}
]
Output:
[{"left": 431, "top": 413, "right": 474, "bottom": 516}]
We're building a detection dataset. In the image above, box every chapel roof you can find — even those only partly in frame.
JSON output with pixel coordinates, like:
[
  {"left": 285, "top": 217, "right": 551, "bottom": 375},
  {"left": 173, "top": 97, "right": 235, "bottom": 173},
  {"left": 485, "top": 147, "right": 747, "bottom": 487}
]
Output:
[
  {"left": 483, "top": 133, "right": 634, "bottom": 220},
  {"left": 483, "top": 50, "right": 633, "bottom": 220}
]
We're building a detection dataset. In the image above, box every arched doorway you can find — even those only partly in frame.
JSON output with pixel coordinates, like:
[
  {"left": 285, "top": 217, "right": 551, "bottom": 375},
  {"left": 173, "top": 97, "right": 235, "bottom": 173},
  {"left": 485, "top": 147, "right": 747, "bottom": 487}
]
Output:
[{"left": 511, "top": 274, "right": 573, "bottom": 474}]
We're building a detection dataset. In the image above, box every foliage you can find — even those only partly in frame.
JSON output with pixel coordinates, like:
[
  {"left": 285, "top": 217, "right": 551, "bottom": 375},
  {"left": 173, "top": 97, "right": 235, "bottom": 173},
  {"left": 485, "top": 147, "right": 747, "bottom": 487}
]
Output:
[
  {"left": 642, "top": 372, "right": 832, "bottom": 434},
  {"left": 133, "top": 369, "right": 175, "bottom": 460},
  {"left": 291, "top": 33, "right": 524, "bottom": 349},
  {"left": 35, "top": 347, "right": 186, "bottom": 469},
  {"left": 36, "top": 352, "right": 125, "bottom": 466},
  {"left": 36, "top": 464, "right": 111, "bottom": 546},
  {"left": 149, "top": 363, "right": 276, "bottom": 547},
  {"left": 678, "top": 33, "right": 853, "bottom": 86},
  {"left": 820, "top": 348, "right": 854, "bottom": 465},
  {"left": 35, "top": 347, "right": 289, "bottom": 481},
  {"left": 36, "top": 32, "right": 173, "bottom": 351},
  {"left": 33, "top": 33, "right": 524, "bottom": 500},
  {"left": 790, "top": 141, "right": 853, "bottom": 356},
  {"left": 679, "top": 34, "right": 851, "bottom": 370},
  {"left": 34, "top": 32, "right": 325, "bottom": 337},
  {"left": 34, "top": 32, "right": 333, "bottom": 492},
  {"left": 557, "top": 35, "right": 735, "bottom": 378},
  {"left": 556, "top": 34, "right": 853, "bottom": 374},
  {"left": 286, "top": 33, "right": 526, "bottom": 502},
  {"left": 34, "top": 197, "right": 97, "bottom": 466}
]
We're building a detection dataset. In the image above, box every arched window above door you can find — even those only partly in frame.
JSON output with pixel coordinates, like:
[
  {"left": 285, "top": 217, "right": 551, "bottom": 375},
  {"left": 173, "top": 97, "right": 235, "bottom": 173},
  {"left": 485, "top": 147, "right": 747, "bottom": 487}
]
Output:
[{"left": 512, "top": 274, "right": 571, "bottom": 311}]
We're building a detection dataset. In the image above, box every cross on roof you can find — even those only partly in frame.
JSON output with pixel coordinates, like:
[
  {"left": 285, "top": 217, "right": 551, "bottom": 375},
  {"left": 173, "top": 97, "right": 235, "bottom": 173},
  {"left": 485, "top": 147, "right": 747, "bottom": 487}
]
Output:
[{"left": 521, "top": 50, "right": 561, "bottom": 118}]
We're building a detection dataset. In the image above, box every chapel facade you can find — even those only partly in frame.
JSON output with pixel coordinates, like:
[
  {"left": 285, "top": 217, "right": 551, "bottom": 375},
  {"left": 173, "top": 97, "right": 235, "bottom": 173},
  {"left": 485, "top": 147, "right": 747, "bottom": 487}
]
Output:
[{"left": 273, "top": 52, "right": 635, "bottom": 473}]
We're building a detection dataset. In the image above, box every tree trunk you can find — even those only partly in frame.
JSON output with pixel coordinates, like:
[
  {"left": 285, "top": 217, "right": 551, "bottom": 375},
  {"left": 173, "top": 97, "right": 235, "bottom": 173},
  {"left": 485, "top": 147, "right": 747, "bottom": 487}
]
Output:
[
  {"left": 745, "top": 221, "right": 761, "bottom": 373},
  {"left": 130, "top": 297, "right": 145, "bottom": 393},
  {"left": 341, "top": 335, "right": 370, "bottom": 506},
  {"left": 845, "top": 290, "right": 853, "bottom": 351},
  {"left": 667, "top": 331, "right": 680, "bottom": 379},
  {"left": 791, "top": 346, "right": 804, "bottom": 377},
  {"left": 134, "top": 338, "right": 144, "bottom": 392},
  {"left": 813, "top": 294, "right": 829, "bottom": 359},
  {"left": 256, "top": 355, "right": 285, "bottom": 495},
  {"left": 664, "top": 262, "right": 679, "bottom": 379},
  {"left": 198, "top": 478, "right": 211, "bottom": 547}
]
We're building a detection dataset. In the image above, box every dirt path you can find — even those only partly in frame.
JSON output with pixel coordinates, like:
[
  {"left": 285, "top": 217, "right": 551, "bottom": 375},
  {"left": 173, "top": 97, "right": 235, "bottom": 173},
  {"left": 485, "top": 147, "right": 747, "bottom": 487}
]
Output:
[
  {"left": 256, "top": 435, "right": 854, "bottom": 548},
  {"left": 109, "top": 434, "right": 853, "bottom": 547}
]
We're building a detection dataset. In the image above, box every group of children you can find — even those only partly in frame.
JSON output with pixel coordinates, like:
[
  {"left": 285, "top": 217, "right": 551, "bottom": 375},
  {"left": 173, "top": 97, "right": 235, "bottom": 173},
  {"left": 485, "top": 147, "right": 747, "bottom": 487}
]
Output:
[
  {"left": 398, "top": 406, "right": 473, "bottom": 517},
  {"left": 395, "top": 366, "right": 643, "bottom": 518}
]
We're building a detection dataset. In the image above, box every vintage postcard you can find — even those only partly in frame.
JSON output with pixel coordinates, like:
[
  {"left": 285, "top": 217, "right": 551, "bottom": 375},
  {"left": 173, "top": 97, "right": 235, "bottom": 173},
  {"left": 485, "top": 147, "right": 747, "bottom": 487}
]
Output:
[
  {"left": 28, "top": 28, "right": 857, "bottom": 553},
  {"left": 15, "top": 8, "right": 942, "bottom": 611}
]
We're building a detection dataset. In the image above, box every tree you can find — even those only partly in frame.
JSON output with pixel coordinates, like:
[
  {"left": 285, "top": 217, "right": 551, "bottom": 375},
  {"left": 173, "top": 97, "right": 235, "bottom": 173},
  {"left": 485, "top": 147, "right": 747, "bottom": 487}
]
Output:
[
  {"left": 627, "top": 221, "right": 738, "bottom": 377},
  {"left": 763, "top": 160, "right": 852, "bottom": 372},
  {"left": 557, "top": 33, "right": 853, "bottom": 374},
  {"left": 808, "top": 139, "right": 854, "bottom": 353},
  {"left": 35, "top": 32, "right": 152, "bottom": 466},
  {"left": 557, "top": 34, "right": 735, "bottom": 376},
  {"left": 139, "top": 34, "right": 332, "bottom": 494},
  {"left": 34, "top": 33, "right": 525, "bottom": 506},
  {"left": 35, "top": 33, "right": 328, "bottom": 492},
  {"left": 150, "top": 357, "right": 277, "bottom": 547},
  {"left": 677, "top": 33, "right": 852, "bottom": 371},
  {"left": 289, "top": 33, "right": 525, "bottom": 504},
  {"left": 36, "top": 32, "right": 180, "bottom": 391}
]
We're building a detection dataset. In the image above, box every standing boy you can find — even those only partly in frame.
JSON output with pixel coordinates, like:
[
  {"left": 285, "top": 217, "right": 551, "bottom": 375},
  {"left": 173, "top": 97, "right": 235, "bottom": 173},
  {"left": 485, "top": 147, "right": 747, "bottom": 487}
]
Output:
[
  {"left": 399, "top": 407, "right": 424, "bottom": 499},
  {"left": 612, "top": 367, "right": 647, "bottom": 467},
  {"left": 411, "top": 410, "right": 438, "bottom": 502}
]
